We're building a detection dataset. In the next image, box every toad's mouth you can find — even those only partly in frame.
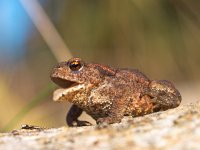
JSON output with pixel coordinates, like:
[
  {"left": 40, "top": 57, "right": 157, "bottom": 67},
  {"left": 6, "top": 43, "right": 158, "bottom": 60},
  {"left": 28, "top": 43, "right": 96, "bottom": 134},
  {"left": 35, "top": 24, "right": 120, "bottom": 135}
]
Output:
[
  {"left": 51, "top": 77, "right": 85, "bottom": 102},
  {"left": 51, "top": 77, "right": 79, "bottom": 88}
]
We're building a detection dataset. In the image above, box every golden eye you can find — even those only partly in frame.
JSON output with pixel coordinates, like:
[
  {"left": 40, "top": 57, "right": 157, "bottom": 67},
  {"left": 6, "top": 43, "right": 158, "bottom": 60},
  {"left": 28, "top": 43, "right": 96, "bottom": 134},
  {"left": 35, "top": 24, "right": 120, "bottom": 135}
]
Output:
[{"left": 69, "top": 60, "right": 83, "bottom": 71}]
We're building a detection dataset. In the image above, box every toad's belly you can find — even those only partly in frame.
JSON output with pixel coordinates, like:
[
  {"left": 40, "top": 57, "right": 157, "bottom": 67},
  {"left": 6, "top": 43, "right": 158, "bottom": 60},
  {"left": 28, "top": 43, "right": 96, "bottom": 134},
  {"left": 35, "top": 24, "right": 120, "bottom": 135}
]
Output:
[
  {"left": 83, "top": 95, "right": 155, "bottom": 120},
  {"left": 125, "top": 95, "right": 155, "bottom": 116},
  {"left": 83, "top": 101, "right": 112, "bottom": 120}
]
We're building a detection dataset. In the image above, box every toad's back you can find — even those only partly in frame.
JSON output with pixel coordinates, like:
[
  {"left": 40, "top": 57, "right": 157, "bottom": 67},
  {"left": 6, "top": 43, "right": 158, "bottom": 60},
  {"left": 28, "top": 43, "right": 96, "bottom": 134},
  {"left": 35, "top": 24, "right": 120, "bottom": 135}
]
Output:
[{"left": 115, "top": 68, "right": 151, "bottom": 93}]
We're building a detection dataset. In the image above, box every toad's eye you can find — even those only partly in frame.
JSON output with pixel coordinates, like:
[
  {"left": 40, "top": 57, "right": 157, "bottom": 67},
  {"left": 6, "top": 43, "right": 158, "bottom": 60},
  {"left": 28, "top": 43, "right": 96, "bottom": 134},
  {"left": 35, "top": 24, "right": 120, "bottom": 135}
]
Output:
[{"left": 68, "top": 60, "right": 83, "bottom": 71}]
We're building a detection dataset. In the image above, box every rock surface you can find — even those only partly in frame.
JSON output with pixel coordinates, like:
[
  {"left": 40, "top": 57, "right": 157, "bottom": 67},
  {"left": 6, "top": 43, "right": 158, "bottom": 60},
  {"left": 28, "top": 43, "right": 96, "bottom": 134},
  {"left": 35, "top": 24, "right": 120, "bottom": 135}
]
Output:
[{"left": 1, "top": 102, "right": 200, "bottom": 150}]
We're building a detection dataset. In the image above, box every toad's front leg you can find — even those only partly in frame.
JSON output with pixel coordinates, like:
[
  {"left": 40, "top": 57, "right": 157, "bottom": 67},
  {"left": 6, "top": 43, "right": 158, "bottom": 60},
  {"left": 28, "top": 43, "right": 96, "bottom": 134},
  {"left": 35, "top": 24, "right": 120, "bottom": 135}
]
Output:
[{"left": 66, "top": 105, "right": 92, "bottom": 127}]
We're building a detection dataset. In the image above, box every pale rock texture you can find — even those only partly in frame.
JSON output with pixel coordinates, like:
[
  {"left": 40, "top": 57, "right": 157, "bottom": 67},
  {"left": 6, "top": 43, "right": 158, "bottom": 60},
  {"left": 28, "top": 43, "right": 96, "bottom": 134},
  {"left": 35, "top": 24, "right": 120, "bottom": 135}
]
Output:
[{"left": 1, "top": 102, "right": 200, "bottom": 150}]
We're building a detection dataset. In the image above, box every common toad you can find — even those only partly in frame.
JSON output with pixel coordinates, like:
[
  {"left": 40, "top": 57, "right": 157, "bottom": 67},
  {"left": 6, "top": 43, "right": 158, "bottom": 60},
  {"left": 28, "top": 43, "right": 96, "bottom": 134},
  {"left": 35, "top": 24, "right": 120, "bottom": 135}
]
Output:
[{"left": 51, "top": 58, "right": 181, "bottom": 126}]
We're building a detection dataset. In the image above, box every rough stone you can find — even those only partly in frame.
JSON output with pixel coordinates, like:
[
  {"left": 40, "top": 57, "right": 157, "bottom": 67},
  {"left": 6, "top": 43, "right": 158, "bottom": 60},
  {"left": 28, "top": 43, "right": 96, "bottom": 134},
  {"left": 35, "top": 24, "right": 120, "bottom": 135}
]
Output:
[{"left": 1, "top": 102, "right": 200, "bottom": 150}]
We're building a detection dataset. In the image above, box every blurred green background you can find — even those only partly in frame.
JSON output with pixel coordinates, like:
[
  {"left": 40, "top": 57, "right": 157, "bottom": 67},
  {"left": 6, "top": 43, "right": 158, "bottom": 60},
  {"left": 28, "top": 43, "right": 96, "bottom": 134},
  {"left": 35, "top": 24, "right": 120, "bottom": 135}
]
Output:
[{"left": 0, "top": 0, "right": 200, "bottom": 131}]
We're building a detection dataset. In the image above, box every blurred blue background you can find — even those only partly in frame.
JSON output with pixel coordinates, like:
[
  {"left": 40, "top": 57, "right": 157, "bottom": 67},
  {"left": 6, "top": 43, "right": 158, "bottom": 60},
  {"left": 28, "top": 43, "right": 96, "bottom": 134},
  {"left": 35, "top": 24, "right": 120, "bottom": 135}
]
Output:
[{"left": 0, "top": 0, "right": 33, "bottom": 64}]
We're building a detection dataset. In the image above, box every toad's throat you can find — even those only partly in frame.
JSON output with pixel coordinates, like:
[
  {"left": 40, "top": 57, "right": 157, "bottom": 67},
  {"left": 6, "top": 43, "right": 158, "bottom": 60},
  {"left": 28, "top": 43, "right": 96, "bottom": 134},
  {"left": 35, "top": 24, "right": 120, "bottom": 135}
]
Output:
[{"left": 52, "top": 77, "right": 86, "bottom": 102}]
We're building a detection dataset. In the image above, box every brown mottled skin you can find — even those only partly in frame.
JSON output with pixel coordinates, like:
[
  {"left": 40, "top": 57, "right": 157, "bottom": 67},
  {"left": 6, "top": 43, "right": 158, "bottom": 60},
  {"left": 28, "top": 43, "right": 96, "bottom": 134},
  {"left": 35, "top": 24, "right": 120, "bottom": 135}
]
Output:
[{"left": 51, "top": 58, "right": 182, "bottom": 126}]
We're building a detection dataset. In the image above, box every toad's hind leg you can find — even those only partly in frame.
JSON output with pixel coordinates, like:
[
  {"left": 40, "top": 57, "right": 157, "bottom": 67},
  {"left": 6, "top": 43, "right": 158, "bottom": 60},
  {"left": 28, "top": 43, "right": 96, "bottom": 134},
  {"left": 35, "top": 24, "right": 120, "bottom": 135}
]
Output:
[
  {"left": 146, "top": 80, "right": 182, "bottom": 111},
  {"left": 66, "top": 105, "right": 92, "bottom": 127}
]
